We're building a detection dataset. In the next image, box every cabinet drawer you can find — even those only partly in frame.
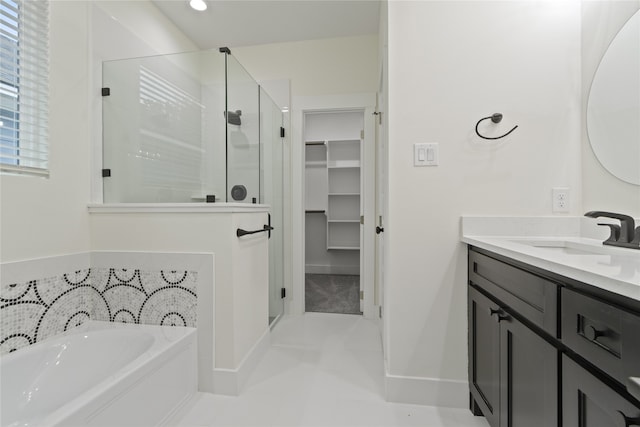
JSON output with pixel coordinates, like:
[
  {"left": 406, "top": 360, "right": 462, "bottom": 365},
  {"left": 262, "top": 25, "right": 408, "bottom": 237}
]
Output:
[
  {"left": 561, "top": 288, "right": 640, "bottom": 386},
  {"left": 469, "top": 250, "right": 558, "bottom": 336},
  {"left": 563, "top": 355, "right": 640, "bottom": 427}
]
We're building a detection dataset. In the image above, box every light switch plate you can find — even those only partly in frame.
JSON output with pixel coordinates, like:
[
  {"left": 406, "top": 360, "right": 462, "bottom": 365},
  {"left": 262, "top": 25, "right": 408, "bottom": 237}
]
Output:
[{"left": 414, "top": 143, "right": 439, "bottom": 166}]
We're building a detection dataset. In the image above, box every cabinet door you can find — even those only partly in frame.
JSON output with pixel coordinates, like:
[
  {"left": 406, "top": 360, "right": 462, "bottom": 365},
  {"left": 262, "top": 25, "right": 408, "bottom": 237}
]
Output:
[
  {"left": 469, "top": 286, "right": 500, "bottom": 427},
  {"left": 563, "top": 355, "right": 640, "bottom": 427},
  {"left": 500, "top": 313, "right": 558, "bottom": 427}
]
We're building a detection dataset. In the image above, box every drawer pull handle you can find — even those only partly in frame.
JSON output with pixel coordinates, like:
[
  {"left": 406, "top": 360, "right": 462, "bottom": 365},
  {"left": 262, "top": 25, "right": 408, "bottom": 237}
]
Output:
[
  {"left": 489, "top": 308, "right": 510, "bottom": 323},
  {"left": 584, "top": 325, "right": 607, "bottom": 342},
  {"left": 618, "top": 411, "right": 640, "bottom": 426}
]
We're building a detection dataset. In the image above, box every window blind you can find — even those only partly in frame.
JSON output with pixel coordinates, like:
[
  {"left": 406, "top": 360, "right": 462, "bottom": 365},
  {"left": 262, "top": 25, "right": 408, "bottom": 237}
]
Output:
[{"left": 0, "top": 0, "right": 49, "bottom": 177}]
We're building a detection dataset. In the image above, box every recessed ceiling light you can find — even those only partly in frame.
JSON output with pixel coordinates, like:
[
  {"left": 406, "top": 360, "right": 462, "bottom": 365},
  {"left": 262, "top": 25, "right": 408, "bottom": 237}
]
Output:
[{"left": 189, "top": 0, "right": 207, "bottom": 11}]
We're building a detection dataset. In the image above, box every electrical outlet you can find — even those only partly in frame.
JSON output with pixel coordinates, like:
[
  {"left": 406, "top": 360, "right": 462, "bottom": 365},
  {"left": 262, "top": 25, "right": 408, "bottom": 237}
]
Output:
[{"left": 552, "top": 187, "right": 570, "bottom": 213}]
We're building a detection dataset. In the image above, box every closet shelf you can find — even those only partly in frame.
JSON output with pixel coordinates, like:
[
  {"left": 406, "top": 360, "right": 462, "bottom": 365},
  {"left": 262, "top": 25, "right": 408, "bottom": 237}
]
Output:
[
  {"left": 327, "top": 138, "right": 360, "bottom": 144},
  {"left": 305, "top": 113, "right": 362, "bottom": 253},
  {"left": 327, "top": 160, "right": 360, "bottom": 168},
  {"left": 305, "top": 161, "right": 327, "bottom": 167}
]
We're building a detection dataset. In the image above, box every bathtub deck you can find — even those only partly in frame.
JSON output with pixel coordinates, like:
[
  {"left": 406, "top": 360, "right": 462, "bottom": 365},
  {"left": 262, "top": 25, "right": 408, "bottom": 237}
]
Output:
[{"left": 169, "top": 313, "right": 488, "bottom": 427}]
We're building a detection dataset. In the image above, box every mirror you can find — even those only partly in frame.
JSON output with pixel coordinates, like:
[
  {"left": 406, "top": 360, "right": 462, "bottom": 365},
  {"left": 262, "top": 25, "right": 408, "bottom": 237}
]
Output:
[{"left": 587, "top": 9, "right": 640, "bottom": 185}]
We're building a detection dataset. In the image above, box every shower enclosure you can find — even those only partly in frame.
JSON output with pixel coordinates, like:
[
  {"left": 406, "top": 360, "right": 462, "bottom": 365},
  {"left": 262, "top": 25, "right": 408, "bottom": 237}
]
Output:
[{"left": 101, "top": 49, "right": 285, "bottom": 325}]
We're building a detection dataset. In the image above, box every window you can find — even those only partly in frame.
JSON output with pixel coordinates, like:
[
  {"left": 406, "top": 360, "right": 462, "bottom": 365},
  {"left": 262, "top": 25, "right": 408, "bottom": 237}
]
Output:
[{"left": 0, "top": 0, "right": 49, "bottom": 177}]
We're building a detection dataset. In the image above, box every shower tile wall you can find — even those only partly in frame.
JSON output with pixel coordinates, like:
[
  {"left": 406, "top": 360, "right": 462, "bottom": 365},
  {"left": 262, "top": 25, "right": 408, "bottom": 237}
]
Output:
[{"left": 0, "top": 252, "right": 208, "bottom": 355}]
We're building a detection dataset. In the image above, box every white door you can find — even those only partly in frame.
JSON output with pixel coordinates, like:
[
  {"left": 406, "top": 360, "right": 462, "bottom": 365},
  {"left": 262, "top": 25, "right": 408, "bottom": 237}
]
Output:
[
  {"left": 362, "top": 107, "right": 376, "bottom": 318},
  {"left": 374, "top": 54, "right": 388, "bottom": 331},
  {"left": 374, "top": 104, "right": 385, "bottom": 325}
]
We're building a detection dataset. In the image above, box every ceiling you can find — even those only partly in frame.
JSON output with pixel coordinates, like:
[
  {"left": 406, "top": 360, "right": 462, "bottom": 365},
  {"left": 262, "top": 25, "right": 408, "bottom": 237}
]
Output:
[{"left": 152, "top": 0, "right": 381, "bottom": 49}]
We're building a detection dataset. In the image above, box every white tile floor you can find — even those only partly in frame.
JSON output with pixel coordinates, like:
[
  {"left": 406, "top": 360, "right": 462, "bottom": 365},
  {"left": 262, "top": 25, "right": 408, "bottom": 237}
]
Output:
[{"left": 170, "top": 313, "right": 489, "bottom": 427}]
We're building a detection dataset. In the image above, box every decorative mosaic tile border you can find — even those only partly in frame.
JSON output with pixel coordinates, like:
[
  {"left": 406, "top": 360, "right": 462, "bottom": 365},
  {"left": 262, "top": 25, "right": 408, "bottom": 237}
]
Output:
[{"left": 1, "top": 265, "right": 198, "bottom": 355}]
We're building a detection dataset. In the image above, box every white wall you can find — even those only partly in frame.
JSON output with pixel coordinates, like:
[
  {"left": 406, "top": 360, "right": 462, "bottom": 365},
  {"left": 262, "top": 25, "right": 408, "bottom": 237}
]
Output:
[
  {"left": 231, "top": 213, "right": 270, "bottom": 363},
  {"left": 385, "top": 0, "right": 582, "bottom": 400},
  {"left": 89, "top": 210, "right": 269, "bottom": 374},
  {"left": 0, "top": 1, "right": 199, "bottom": 263},
  {"left": 581, "top": 1, "right": 640, "bottom": 217},
  {"left": 1, "top": 2, "right": 91, "bottom": 262}
]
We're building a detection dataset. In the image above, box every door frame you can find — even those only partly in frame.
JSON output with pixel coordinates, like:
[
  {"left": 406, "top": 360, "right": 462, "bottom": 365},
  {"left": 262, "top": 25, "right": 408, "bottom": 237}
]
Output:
[{"left": 290, "top": 93, "right": 377, "bottom": 318}]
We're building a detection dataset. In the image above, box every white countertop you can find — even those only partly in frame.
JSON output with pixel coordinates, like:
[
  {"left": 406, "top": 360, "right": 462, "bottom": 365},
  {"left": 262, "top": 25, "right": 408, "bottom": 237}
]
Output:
[{"left": 461, "top": 217, "right": 640, "bottom": 302}]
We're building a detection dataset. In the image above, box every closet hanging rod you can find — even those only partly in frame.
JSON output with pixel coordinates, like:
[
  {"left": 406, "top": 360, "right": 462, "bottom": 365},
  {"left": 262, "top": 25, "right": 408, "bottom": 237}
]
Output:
[
  {"left": 305, "top": 210, "right": 326, "bottom": 214},
  {"left": 305, "top": 141, "right": 326, "bottom": 146}
]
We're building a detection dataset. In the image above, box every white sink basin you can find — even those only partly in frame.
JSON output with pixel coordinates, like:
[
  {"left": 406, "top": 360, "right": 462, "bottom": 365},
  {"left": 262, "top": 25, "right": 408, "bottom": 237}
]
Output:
[{"left": 508, "top": 239, "right": 610, "bottom": 256}]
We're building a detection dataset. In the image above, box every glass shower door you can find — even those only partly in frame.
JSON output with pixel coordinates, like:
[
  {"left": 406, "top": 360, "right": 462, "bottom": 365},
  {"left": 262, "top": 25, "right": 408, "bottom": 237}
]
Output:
[
  {"left": 225, "top": 52, "right": 284, "bottom": 324},
  {"left": 260, "top": 87, "right": 284, "bottom": 325},
  {"left": 225, "top": 55, "right": 260, "bottom": 203}
]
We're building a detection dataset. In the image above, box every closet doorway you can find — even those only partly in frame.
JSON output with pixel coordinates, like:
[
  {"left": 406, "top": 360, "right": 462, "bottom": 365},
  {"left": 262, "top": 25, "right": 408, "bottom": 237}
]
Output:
[{"left": 304, "top": 111, "right": 364, "bottom": 315}]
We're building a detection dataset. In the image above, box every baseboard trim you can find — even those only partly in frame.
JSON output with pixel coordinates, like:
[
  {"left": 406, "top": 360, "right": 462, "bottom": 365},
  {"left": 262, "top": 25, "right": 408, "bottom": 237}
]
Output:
[
  {"left": 211, "top": 327, "right": 271, "bottom": 396},
  {"left": 305, "top": 265, "right": 359, "bottom": 275},
  {"left": 385, "top": 370, "right": 469, "bottom": 408}
]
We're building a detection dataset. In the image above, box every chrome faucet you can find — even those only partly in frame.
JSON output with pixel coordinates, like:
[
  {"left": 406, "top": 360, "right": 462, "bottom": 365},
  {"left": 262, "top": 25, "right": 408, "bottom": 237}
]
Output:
[{"left": 584, "top": 211, "right": 640, "bottom": 250}]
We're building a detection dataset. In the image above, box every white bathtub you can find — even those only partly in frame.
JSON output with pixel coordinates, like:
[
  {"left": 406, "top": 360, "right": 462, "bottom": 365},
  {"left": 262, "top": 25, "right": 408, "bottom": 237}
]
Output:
[{"left": 1, "top": 321, "right": 197, "bottom": 427}]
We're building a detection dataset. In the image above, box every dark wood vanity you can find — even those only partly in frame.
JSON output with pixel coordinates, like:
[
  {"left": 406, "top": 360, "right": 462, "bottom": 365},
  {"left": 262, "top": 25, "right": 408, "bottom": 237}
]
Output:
[{"left": 468, "top": 246, "right": 640, "bottom": 427}]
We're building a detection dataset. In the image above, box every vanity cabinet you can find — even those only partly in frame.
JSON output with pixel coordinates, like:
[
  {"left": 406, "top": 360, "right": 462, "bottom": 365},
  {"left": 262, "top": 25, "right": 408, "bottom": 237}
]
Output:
[
  {"left": 468, "top": 287, "right": 500, "bottom": 426},
  {"left": 468, "top": 246, "right": 640, "bottom": 427},
  {"left": 468, "top": 250, "right": 558, "bottom": 427},
  {"left": 561, "top": 288, "right": 640, "bottom": 386},
  {"left": 563, "top": 355, "right": 640, "bottom": 427},
  {"left": 497, "top": 310, "right": 557, "bottom": 427},
  {"left": 561, "top": 288, "right": 640, "bottom": 427}
]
